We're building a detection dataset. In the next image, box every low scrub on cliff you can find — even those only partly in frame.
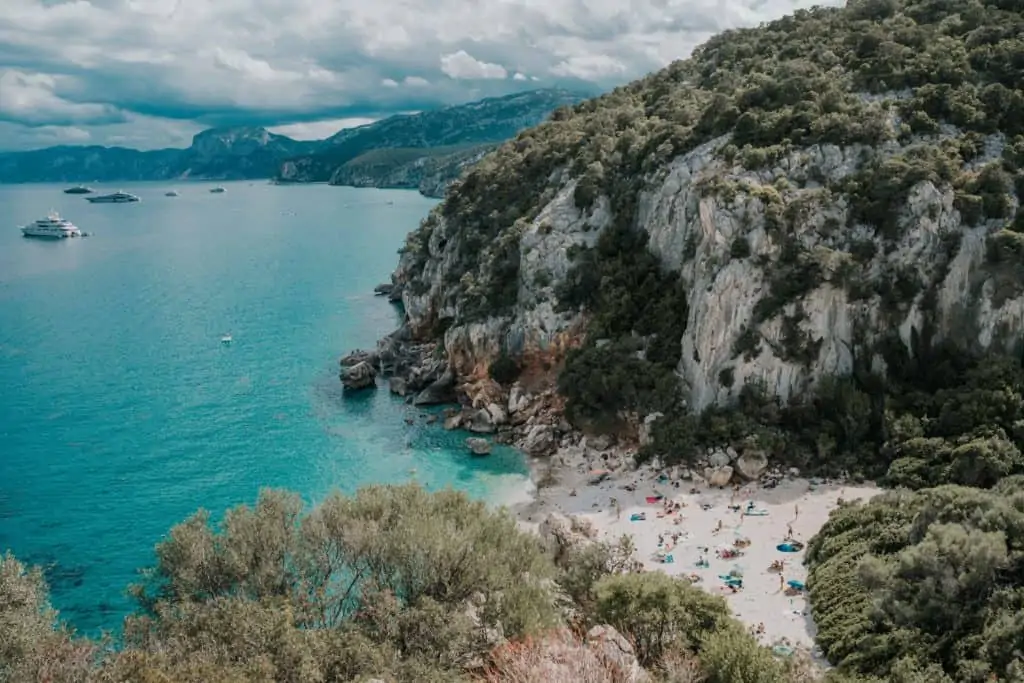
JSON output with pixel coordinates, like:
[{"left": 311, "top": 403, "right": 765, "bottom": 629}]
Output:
[{"left": 1, "top": 485, "right": 814, "bottom": 683}]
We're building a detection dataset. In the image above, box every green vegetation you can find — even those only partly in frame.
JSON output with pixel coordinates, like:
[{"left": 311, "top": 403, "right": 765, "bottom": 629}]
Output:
[
  {"left": 1, "top": 485, "right": 814, "bottom": 683},
  {"left": 805, "top": 479, "right": 1024, "bottom": 681}
]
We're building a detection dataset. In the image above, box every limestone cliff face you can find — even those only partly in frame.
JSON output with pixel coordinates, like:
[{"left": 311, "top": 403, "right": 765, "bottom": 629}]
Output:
[{"left": 391, "top": 129, "right": 1022, "bottom": 412}]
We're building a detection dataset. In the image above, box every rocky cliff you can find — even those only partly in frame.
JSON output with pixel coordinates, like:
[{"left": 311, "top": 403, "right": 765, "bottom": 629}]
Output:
[
  {"left": 326, "top": 144, "right": 496, "bottom": 198},
  {"left": 347, "top": 0, "right": 1024, "bottom": 469}
]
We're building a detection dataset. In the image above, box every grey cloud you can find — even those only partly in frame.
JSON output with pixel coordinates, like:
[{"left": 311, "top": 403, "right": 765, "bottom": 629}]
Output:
[{"left": 0, "top": 0, "right": 836, "bottom": 150}]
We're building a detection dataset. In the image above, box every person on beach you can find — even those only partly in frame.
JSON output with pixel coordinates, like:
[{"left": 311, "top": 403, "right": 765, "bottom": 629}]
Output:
[
  {"left": 786, "top": 523, "right": 794, "bottom": 539},
  {"left": 779, "top": 574, "right": 785, "bottom": 591},
  {"left": 794, "top": 503, "right": 800, "bottom": 520},
  {"left": 713, "top": 519, "right": 722, "bottom": 534}
]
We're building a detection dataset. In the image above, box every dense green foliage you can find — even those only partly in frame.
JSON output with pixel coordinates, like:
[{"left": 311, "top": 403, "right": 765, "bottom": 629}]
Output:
[
  {"left": 0, "top": 485, "right": 814, "bottom": 683},
  {"left": 805, "top": 479, "right": 1024, "bottom": 681}
]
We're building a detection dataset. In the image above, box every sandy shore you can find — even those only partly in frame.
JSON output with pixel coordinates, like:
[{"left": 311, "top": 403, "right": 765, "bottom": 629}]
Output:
[{"left": 512, "top": 447, "right": 880, "bottom": 659}]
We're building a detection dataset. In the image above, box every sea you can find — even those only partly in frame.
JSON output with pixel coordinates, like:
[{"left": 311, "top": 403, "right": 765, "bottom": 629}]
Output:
[{"left": 0, "top": 181, "right": 531, "bottom": 635}]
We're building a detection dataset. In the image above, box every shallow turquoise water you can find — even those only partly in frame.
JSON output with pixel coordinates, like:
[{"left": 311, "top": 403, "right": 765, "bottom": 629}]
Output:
[{"left": 0, "top": 181, "right": 530, "bottom": 634}]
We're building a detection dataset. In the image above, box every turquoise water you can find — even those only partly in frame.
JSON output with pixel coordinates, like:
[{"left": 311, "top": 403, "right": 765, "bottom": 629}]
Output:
[{"left": 0, "top": 181, "right": 530, "bottom": 634}]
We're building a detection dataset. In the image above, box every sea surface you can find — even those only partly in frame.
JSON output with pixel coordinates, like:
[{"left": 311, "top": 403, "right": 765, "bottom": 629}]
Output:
[{"left": 0, "top": 181, "right": 530, "bottom": 634}]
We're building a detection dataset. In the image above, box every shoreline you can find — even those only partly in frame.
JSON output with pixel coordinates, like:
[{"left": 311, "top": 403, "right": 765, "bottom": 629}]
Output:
[{"left": 507, "top": 440, "right": 881, "bottom": 662}]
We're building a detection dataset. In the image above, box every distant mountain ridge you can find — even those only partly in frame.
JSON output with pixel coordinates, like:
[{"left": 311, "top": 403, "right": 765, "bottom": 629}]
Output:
[
  {"left": 0, "top": 89, "right": 592, "bottom": 196},
  {"left": 277, "top": 89, "right": 591, "bottom": 189}
]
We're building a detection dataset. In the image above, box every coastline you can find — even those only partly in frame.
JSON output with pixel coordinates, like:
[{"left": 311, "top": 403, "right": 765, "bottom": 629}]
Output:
[{"left": 507, "top": 439, "right": 881, "bottom": 662}]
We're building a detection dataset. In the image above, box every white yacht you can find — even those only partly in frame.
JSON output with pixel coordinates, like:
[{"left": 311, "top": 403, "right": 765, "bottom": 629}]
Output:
[
  {"left": 21, "top": 211, "right": 82, "bottom": 238},
  {"left": 209, "top": 186, "right": 226, "bottom": 193},
  {"left": 86, "top": 190, "right": 140, "bottom": 203}
]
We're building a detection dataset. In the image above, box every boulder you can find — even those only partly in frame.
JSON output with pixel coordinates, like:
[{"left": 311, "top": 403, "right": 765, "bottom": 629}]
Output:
[
  {"left": 413, "top": 367, "right": 456, "bottom": 405},
  {"left": 639, "top": 412, "right": 664, "bottom": 447},
  {"left": 586, "top": 625, "right": 649, "bottom": 683},
  {"left": 508, "top": 384, "right": 530, "bottom": 414},
  {"left": 708, "top": 448, "right": 730, "bottom": 469},
  {"left": 388, "top": 376, "right": 408, "bottom": 396},
  {"left": 466, "top": 437, "right": 492, "bottom": 456},
  {"left": 521, "top": 423, "right": 556, "bottom": 456},
  {"left": 735, "top": 452, "right": 769, "bottom": 480},
  {"left": 340, "top": 361, "right": 377, "bottom": 391},
  {"left": 340, "top": 349, "right": 377, "bottom": 368},
  {"left": 704, "top": 465, "right": 733, "bottom": 488},
  {"left": 373, "top": 283, "right": 393, "bottom": 297},
  {"left": 586, "top": 434, "right": 613, "bottom": 451},
  {"left": 467, "top": 409, "right": 496, "bottom": 434},
  {"left": 485, "top": 402, "right": 508, "bottom": 426},
  {"left": 443, "top": 412, "right": 464, "bottom": 430}
]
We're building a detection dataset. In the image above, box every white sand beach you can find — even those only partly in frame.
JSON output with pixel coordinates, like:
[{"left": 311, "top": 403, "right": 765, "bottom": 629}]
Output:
[{"left": 514, "top": 447, "right": 881, "bottom": 659}]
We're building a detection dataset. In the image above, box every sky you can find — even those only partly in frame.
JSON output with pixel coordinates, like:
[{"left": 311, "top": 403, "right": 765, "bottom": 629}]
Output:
[{"left": 0, "top": 0, "right": 835, "bottom": 152}]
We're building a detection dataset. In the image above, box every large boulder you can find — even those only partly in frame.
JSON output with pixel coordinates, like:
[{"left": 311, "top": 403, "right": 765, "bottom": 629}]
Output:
[
  {"left": 340, "top": 361, "right": 377, "bottom": 391},
  {"left": 586, "top": 625, "right": 649, "bottom": 683},
  {"left": 521, "top": 423, "right": 556, "bottom": 456},
  {"left": 413, "top": 367, "right": 456, "bottom": 405},
  {"left": 735, "top": 451, "right": 769, "bottom": 480},
  {"left": 467, "top": 409, "right": 496, "bottom": 434},
  {"left": 538, "top": 513, "right": 597, "bottom": 563},
  {"left": 388, "top": 376, "right": 408, "bottom": 396},
  {"left": 705, "top": 465, "right": 733, "bottom": 488},
  {"left": 466, "top": 437, "right": 492, "bottom": 456},
  {"left": 340, "top": 349, "right": 378, "bottom": 369}
]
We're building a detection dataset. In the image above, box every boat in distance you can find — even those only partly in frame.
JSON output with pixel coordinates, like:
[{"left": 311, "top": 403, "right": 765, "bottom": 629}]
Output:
[
  {"left": 21, "top": 211, "right": 82, "bottom": 238},
  {"left": 209, "top": 186, "right": 226, "bottom": 193},
  {"left": 63, "top": 185, "right": 93, "bottom": 194},
  {"left": 165, "top": 190, "right": 180, "bottom": 197},
  {"left": 86, "top": 191, "right": 140, "bottom": 203}
]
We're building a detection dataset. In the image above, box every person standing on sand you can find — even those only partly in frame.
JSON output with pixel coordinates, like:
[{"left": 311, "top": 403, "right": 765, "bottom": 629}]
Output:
[
  {"left": 779, "top": 574, "right": 785, "bottom": 591},
  {"left": 794, "top": 503, "right": 800, "bottom": 520}
]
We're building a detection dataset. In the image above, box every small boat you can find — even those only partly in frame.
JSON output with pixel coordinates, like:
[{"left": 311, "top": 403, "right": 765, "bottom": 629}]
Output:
[
  {"left": 209, "top": 186, "right": 226, "bottom": 194},
  {"left": 21, "top": 210, "right": 82, "bottom": 238},
  {"left": 86, "top": 190, "right": 140, "bottom": 203},
  {"left": 221, "top": 334, "right": 233, "bottom": 344},
  {"left": 165, "top": 190, "right": 179, "bottom": 197},
  {"left": 63, "top": 185, "right": 93, "bottom": 194}
]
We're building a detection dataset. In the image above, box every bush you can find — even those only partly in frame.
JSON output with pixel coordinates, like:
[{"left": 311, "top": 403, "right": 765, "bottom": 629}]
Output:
[{"left": 489, "top": 352, "right": 521, "bottom": 385}]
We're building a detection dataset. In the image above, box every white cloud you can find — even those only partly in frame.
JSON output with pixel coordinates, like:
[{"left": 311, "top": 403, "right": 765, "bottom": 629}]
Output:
[
  {"left": 440, "top": 50, "right": 508, "bottom": 80},
  {"left": 268, "top": 117, "right": 377, "bottom": 140},
  {"left": 0, "top": 0, "right": 839, "bottom": 150}
]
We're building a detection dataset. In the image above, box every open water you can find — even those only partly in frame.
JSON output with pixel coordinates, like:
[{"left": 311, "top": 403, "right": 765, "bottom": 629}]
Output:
[{"left": 0, "top": 181, "right": 530, "bottom": 634}]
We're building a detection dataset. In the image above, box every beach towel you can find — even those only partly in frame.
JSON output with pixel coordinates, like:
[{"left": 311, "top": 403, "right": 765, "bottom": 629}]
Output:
[
  {"left": 787, "top": 580, "right": 806, "bottom": 590},
  {"left": 776, "top": 541, "right": 804, "bottom": 553},
  {"left": 746, "top": 509, "right": 769, "bottom": 516},
  {"left": 645, "top": 495, "right": 663, "bottom": 503},
  {"left": 630, "top": 513, "right": 646, "bottom": 522}
]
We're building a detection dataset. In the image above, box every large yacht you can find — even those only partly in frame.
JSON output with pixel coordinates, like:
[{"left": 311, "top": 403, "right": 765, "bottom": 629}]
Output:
[
  {"left": 63, "top": 185, "right": 93, "bottom": 194},
  {"left": 21, "top": 211, "right": 82, "bottom": 238},
  {"left": 86, "top": 190, "right": 140, "bottom": 203}
]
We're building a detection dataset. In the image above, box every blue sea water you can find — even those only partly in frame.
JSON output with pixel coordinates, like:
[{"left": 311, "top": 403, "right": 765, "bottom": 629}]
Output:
[{"left": 0, "top": 181, "right": 530, "bottom": 634}]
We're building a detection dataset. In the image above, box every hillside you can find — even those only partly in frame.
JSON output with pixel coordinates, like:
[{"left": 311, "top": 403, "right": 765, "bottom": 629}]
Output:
[
  {"left": 276, "top": 89, "right": 591, "bottom": 187},
  {"left": 0, "top": 89, "right": 587, "bottom": 189},
  {"left": 0, "top": 127, "right": 317, "bottom": 182},
  {"left": 358, "top": 1, "right": 1024, "bottom": 678},
  {"left": 325, "top": 143, "right": 496, "bottom": 197}
]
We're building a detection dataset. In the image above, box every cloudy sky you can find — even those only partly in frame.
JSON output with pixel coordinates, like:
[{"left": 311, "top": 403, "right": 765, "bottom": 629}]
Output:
[{"left": 0, "top": 0, "right": 831, "bottom": 152}]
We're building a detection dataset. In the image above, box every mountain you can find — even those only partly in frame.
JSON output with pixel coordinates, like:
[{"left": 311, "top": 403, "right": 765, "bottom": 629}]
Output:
[
  {"left": 351, "top": 1, "right": 1024, "bottom": 677},
  {"left": 0, "top": 127, "right": 316, "bottom": 183},
  {"left": 0, "top": 89, "right": 588, "bottom": 189},
  {"left": 276, "top": 88, "right": 592, "bottom": 193}
]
